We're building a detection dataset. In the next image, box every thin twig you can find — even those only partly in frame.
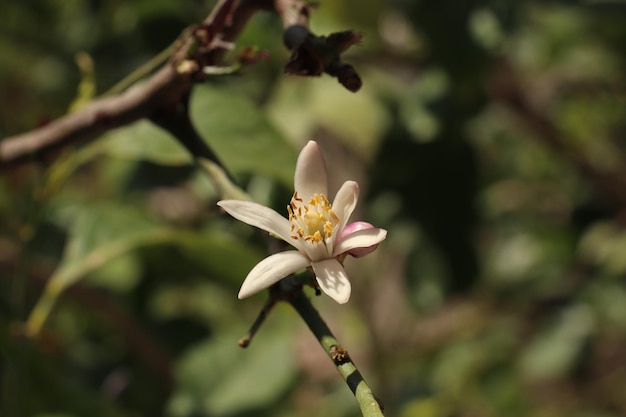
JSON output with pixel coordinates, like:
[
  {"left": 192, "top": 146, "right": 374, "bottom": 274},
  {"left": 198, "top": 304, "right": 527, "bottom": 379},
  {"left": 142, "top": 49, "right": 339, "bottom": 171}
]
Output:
[{"left": 238, "top": 296, "right": 278, "bottom": 348}]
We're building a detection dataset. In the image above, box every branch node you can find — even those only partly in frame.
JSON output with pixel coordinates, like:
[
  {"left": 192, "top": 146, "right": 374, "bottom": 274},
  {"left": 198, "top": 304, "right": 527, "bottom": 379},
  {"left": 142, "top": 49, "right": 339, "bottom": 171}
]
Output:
[{"left": 330, "top": 344, "right": 350, "bottom": 365}]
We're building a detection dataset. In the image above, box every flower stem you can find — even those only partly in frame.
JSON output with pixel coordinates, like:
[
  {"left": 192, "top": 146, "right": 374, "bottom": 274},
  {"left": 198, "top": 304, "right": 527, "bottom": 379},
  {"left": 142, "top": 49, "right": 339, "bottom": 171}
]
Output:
[{"left": 289, "top": 290, "right": 385, "bottom": 417}]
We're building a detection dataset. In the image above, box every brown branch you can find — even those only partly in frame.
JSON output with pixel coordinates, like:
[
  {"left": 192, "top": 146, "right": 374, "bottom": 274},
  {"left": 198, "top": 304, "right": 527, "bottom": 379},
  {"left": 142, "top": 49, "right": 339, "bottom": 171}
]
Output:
[
  {"left": 0, "top": 65, "right": 184, "bottom": 167},
  {"left": 0, "top": 0, "right": 322, "bottom": 169}
]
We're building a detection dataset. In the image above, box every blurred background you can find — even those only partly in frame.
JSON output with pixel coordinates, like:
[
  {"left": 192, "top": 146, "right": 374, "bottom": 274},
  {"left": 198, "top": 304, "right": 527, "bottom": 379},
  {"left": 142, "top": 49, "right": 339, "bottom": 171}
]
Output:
[{"left": 2, "top": 0, "right": 626, "bottom": 416}]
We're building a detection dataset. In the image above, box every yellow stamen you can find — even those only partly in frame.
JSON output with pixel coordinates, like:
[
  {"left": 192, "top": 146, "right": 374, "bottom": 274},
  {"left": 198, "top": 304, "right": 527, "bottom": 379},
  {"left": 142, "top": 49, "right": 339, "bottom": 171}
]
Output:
[{"left": 287, "top": 191, "right": 338, "bottom": 245}]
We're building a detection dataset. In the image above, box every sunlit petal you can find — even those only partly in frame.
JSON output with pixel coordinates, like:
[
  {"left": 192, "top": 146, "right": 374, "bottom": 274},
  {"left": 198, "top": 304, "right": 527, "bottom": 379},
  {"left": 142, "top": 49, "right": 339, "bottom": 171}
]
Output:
[
  {"left": 331, "top": 181, "right": 359, "bottom": 235},
  {"left": 294, "top": 141, "right": 328, "bottom": 199},
  {"left": 238, "top": 251, "right": 310, "bottom": 299},
  {"left": 311, "top": 259, "right": 351, "bottom": 304},
  {"left": 333, "top": 228, "right": 387, "bottom": 257},
  {"left": 217, "top": 200, "right": 304, "bottom": 251}
]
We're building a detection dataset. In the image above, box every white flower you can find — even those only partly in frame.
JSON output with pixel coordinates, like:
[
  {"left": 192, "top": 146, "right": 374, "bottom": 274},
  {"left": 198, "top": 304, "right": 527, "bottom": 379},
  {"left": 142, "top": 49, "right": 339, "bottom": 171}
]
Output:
[{"left": 217, "top": 140, "right": 387, "bottom": 304}]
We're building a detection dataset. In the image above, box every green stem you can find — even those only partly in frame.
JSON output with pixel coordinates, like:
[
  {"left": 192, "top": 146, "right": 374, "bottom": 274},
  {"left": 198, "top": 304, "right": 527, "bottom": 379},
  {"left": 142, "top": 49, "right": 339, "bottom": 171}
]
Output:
[
  {"left": 102, "top": 43, "right": 175, "bottom": 97},
  {"left": 24, "top": 283, "right": 62, "bottom": 338},
  {"left": 289, "top": 291, "right": 385, "bottom": 417},
  {"left": 25, "top": 229, "right": 177, "bottom": 338},
  {"left": 196, "top": 158, "right": 251, "bottom": 201}
]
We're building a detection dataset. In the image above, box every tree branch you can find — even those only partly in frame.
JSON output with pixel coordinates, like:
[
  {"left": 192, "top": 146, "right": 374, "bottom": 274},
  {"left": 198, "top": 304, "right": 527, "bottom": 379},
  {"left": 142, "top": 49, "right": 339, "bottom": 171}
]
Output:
[
  {"left": 0, "top": 0, "right": 332, "bottom": 169},
  {"left": 0, "top": 65, "right": 182, "bottom": 167}
]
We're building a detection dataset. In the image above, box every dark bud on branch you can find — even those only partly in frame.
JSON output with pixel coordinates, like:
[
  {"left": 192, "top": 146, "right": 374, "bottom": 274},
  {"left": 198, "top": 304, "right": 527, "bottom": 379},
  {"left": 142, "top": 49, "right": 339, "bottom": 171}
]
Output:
[
  {"left": 326, "top": 62, "right": 362, "bottom": 93},
  {"left": 283, "top": 25, "right": 311, "bottom": 50},
  {"left": 283, "top": 25, "right": 364, "bottom": 92},
  {"left": 326, "top": 30, "right": 363, "bottom": 53}
]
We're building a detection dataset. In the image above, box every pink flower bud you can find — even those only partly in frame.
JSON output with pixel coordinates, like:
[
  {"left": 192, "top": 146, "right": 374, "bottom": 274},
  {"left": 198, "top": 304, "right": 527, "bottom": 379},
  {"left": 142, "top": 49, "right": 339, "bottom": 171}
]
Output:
[{"left": 340, "top": 221, "right": 380, "bottom": 258}]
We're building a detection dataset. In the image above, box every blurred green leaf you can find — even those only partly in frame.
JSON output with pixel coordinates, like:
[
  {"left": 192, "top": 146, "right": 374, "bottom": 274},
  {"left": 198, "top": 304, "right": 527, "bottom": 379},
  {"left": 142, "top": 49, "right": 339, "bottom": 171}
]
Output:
[
  {"left": 190, "top": 84, "right": 297, "bottom": 186},
  {"left": 584, "top": 281, "right": 626, "bottom": 328},
  {"left": 87, "top": 251, "right": 143, "bottom": 292},
  {"left": 399, "top": 398, "right": 447, "bottom": 417},
  {"left": 53, "top": 202, "right": 173, "bottom": 289},
  {"left": 26, "top": 202, "right": 176, "bottom": 336},
  {"left": 175, "top": 228, "right": 265, "bottom": 286},
  {"left": 519, "top": 305, "right": 594, "bottom": 379},
  {"left": 399, "top": 69, "right": 449, "bottom": 142},
  {"left": 102, "top": 120, "right": 193, "bottom": 166},
  {"left": 149, "top": 281, "right": 236, "bottom": 328},
  {"left": 169, "top": 326, "right": 296, "bottom": 416},
  {"left": 267, "top": 76, "right": 390, "bottom": 160},
  {"left": 579, "top": 221, "right": 626, "bottom": 275}
]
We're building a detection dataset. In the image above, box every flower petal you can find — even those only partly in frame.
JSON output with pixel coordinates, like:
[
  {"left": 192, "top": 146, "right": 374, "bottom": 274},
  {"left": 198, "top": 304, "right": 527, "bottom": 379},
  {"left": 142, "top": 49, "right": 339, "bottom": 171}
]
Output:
[
  {"left": 340, "top": 221, "right": 375, "bottom": 239},
  {"left": 311, "top": 259, "right": 351, "bottom": 304},
  {"left": 333, "top": 227, "right": 387, "bottom": 257},
  {"left": 331, "top": 181, "right": 359, "bottom": 235},
  {"left": 294, "top": 141, "right": 328, "bottom": 199},
  {"left": 299, "top": 240, "right": 332, "bottom": 262},
  {"left": 217, "top": 200, "right": 303, "bottom": 251},
  {"left": 239, "top": 251, "right": 311, "bottom": 299}
]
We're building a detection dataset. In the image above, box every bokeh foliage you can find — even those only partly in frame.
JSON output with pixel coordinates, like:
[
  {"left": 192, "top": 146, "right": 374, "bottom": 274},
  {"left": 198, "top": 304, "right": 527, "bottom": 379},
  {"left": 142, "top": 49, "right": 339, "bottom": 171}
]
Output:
[{"left": 2, "top": 0, "right": 626, "bottom": 416}]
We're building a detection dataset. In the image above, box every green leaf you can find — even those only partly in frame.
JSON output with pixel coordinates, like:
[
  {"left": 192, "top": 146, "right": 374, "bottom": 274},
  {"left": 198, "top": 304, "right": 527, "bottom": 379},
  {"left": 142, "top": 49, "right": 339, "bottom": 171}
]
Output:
[
  {"left": 169, "top": 326, "right": 296, "bottom": 416},
  {"left": 26, "top": 202, "right": 176, "bottom": 337},
  {"left": 579, "top": 221, "right": 626, "bottom": 276},
  {"left": 190, "top": 84, "right": 297, "bottom": 186},
  {"left": 101, "top": 85, "right": 297, "bottom": 186},
  {"left": 175, "top": 229, "right": 265, "bottom": 286},
  {"left": 267, "top": 76, "right": 390, "bottom": 160},
  {"left": 400, "top": 398, "right": 447, "bottom": 417},
  {"left": 519, "top": 305, "right": 593, "bottom": 379},
  {"left": 148, "top": 282, "right": 236, "bottom": 327},
  {"left": 87, "top": 251, "right": 143, "bottom": 293},
  {"left": 102, "top": 120, "right": 192, "bottom": 166},
  {"left": 51, "top": 203, "right": 174, "bottom": 291}
]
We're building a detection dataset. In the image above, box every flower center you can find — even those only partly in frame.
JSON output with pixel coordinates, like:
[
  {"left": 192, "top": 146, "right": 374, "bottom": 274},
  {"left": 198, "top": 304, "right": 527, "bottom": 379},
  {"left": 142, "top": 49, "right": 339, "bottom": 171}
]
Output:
[{"left": 288, "top": 192, "right": 339, "bottom": 244}]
